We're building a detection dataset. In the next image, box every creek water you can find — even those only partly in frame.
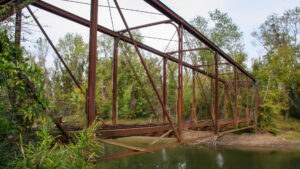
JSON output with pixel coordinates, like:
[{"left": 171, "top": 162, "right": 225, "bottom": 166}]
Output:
[{"left": 97, "top": 143, "right": 300, "bottom": 169}]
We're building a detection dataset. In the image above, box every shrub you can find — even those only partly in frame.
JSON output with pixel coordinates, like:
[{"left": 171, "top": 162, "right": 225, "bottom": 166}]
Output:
[{"left": 17, "top": 118, "right": 102, "bottom": 169}]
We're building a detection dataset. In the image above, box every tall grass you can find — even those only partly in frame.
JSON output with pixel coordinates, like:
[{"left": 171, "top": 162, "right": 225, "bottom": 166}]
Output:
[{"left": 16, "top": 117, "right": 102, "bottom": 169}]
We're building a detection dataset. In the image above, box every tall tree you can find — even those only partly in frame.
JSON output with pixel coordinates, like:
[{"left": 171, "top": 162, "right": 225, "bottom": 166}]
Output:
[
  {"left": 95, "top": 33, "right": 161, "bottom": 120},
  {"left": 191, "top": 9, "right": 247, "bottom": 66},
  {"left": 252, "top": 7, "right": 300, "bottom": 124},
  {"left": 52, "top": 33, "right": 88, "bottom": 119},
  {"left": 33, "top": 37, "right": 52, "bottom": 98}
]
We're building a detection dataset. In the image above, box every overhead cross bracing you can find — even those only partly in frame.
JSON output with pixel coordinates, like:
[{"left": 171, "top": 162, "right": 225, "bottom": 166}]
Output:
[{"left": 1, "top": 0, "right": 260, "bottom": 161}]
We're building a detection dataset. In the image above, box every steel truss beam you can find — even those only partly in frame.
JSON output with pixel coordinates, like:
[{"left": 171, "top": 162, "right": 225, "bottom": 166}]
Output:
[
  {"left": 31, "top": 1, "right": 226, "bottom": 84},
  {"left": 166, "top": 47, "right": 210, "bottom": 55},
  {"left": 27, "top": 6, "right": 84, "bottom": 94},
  {"left": 0, "top": 0, "right": 24, "bottom": 22},
  {"left": 144, "top": 0, "right": 255, "bottom": 82},
  {"left": 86, "top": 0, "right": 98, "bottom": 126},
  {"left": 119, "top": 42, "right": 159, "bottom": 121},
  {"left": 117, "top": 19, "right": 172, "bottom": 33},
  {"left": 196, "top": 62, "right": 231, "bottom": 67},
  {"left": 113, "top": 0, "right": 180, "bottom": 140},
  {"left": 14, "top": 0, "right": 22, "bottom": 46},
  {"left": 112, "top": 36, "right": 119, "bottom": 124},
  {"left": 177, "top": 24, "right": 183, "bottom": 141},
  {"left": 0, "top": 0, "right": 261, "bottom": 161},
  {"left": 1, "top": 0, "right": 256, "bottom": 85},
  {"left": 214, "top": 52, "right": 219, "bottom": 133}
]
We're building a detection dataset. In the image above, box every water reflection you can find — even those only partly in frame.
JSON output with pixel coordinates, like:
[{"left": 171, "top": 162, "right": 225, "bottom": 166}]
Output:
[
  {"left": 162, "top": 148, "right": 167, "bottom": 162},
  {"left": 98, "top": 144, "right": 300, "bottom": 169},
  {"left": 178, "top": 161, "right": 186, "bottom": 169},
  {"left": 216, "top": 152, "right": 224, "bottom": 168}
]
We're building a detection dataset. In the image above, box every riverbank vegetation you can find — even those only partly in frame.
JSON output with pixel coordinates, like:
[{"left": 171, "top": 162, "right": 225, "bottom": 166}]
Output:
[
  {"left": 252, "top": 7, "right": 300, "bottom": 132},
  {"left": 0, "top": 5, "right": 299, "bottom": 168}
]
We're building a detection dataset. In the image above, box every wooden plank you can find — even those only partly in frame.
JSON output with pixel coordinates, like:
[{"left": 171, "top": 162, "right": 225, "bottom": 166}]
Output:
[
  {"left": 97, "top": 125, "right": 170, "bottom": 138},
  {"left": 150, "top": 129, "right": 173, "bottom": 145},
  {"left": 96, "top": 138, "right": 146, "bottom": 152},
  {"left": 94, "top": 141, "right": 180, "bottom": 162},
  {"left": 64, "top": 119, "right": 250, "bottom": 139},
  {"left": 97, "top": 120, "right": 215, "bottom": 138},
  {"left": 94, "top": 124, "right": 255, "bottom": 162}
]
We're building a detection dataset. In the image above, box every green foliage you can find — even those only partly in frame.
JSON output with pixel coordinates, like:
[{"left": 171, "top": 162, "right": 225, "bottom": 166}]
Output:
[
  {"left": 167, "top": 61, "right": 179, "bottom": 116},
  {"left": 0, "top": 30, "right": 48, "bottom": 168},
  {"left": 95, "top": 34, "right": 161, "bottom": 120},
  {"left": 274, "top": 118, "right": 300, "bottom": 132},
  {"left": 252, "top": 7, "right": 300, "bottom": 128},
  {"left": 51, "top": 33, "right": 88, "bottom": 124},
  {"left": 56, "top": 33, "right": 88, "bottom": 84},
  {"left": 17, "top": 118, "right": 101, "bottom": 169},
  {"left": 191, "top": 9, "right": 247, "bottom": 65},
  {"left": 0, "top": 0, "right": 34, "bottom": 15},
  {"left": 0, "top": 30, "right": 105, "bottom": 168},
  {"left": 269, "top": 128, "right": 279, "bottom": 136},
  {"left": 0, "top": 30, "right": 46, "bottom": 130},
  {"left": 0, "top": 0, "right": 34, "bottom": 38},
  {"left": 285, "top": 133, "right": 300, "bottom": 140}
]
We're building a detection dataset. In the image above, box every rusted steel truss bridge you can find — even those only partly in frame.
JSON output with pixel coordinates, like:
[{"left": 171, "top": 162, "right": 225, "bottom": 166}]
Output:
[{"left": 1, "top": 0, "right": 260, "bottom": 161}]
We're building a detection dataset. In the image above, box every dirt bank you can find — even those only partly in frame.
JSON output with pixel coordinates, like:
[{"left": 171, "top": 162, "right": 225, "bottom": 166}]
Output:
[
  {"left": 112, "top": 130, "right": 300, "bottom": 150},
  {"left": 186, "top": 131, "right": 300, "bottom": 150}
]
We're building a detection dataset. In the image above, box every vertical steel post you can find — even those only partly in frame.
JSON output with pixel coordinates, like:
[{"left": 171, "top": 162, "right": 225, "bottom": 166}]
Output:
[
  {"left": 163, "top": 58, "right": 167, "bottom": 122},
  {"left": 246, "top": 77, "right": 249, "bottom": 126},
  {"left": 113, "top": 0, "right": 180, "bottom": 139},
  {"left": 254, "top": 83, "right": 260, "bottom": 126},
  {"left": 87, "top": 0, "right": 98, "bottom": 127},
  {"left": 234, "top": 66, "right": 238, "bottom": 128},
  {"left": 214, "top": 52, "right": 219, "bottom": 133},
  {"left": 222, "top": 85, "right": 228, "bottom": 119},
  {"left": 121, "top": 44, "right": 159, "bottom": 121},
  {"left": 177, "top": 24, "right": 183, "bottom": 142},
  {"left": 112, "top": 36, "right": 119, "bottom": 124},
  {"left": 15, "top": 5, "right": 22, "bottom": 46},
  {"left": 210, "top": 78, "right": 214, "bottom": 122},
  {"left": 192, "top": 70, "right": 196, "bottom": 121}
]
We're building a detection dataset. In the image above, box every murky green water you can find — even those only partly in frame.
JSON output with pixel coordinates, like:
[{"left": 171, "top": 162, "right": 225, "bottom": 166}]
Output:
[{"left": 98, "top": 144, "right": 300, "bottom": 169}]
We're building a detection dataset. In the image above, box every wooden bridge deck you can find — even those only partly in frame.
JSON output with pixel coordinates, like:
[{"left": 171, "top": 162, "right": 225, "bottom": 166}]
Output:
[{"left": 63, "top": 119, "right": 252, "bottom": 138}]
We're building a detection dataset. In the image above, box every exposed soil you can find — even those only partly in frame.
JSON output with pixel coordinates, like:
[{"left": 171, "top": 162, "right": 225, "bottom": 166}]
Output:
[
  {"left": 106, "top": 130, "right": 300, "bottom": 150},
  {"left": 185, "top": 131, "right": 300, "bottom": 150}
]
